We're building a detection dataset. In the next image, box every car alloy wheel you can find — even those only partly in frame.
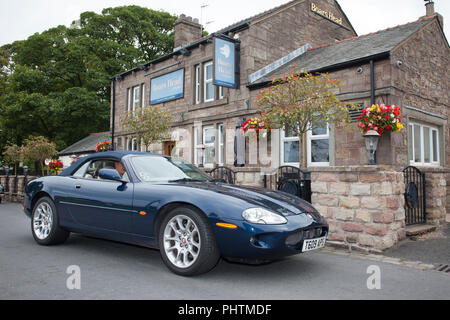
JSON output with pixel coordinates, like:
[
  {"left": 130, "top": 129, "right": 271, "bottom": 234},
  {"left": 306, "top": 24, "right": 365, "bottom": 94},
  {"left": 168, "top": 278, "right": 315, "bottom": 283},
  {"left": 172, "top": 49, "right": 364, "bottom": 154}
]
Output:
[
  {"left": 33, "top": 202, "right": 54, "bottom": 240},
  {"left": 159, "top": 206, "right": 220, "bottom": 276},
  {"left": 163, "top": 215, "right": 201, "bottom": 269},
  {"left": 31, "top": 197, "right": 70, "bottom": 246}
]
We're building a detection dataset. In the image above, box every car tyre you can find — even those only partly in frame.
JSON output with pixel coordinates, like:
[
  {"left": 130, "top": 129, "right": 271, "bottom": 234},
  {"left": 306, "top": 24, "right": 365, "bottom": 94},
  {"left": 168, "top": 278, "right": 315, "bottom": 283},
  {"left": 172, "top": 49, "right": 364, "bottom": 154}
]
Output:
[
  {"left": 159, "top": 206, "right": 220, "bottom": 276},
  {"left": 31, "top": 196, "right": 70, "bottom": 245}
]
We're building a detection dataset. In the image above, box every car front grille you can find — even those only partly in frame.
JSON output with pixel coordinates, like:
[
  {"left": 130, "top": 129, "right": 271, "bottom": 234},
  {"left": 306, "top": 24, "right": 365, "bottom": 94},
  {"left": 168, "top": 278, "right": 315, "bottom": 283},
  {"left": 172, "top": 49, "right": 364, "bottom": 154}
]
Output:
[{"left": 285, "top": 227, "right": 327, "bottom": 247}]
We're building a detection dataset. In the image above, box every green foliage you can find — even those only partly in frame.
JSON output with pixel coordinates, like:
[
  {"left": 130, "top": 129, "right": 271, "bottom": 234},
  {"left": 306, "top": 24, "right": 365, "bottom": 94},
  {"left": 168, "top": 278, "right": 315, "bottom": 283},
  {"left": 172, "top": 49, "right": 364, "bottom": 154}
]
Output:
[
  {"left": 256, "top": 65, "right": 352, "bottom": 166},
  {"left": 122, "top": 106, "right": 173, "bottom": 152},
  {"left": 2, "top": 144, "right": 23, "bottom": 175},
  {"left": 22, "top": 136, "right": 57, "bottom": 176},
  {"left": 0, "top": 6, "right": 177, "bottom": 153}
]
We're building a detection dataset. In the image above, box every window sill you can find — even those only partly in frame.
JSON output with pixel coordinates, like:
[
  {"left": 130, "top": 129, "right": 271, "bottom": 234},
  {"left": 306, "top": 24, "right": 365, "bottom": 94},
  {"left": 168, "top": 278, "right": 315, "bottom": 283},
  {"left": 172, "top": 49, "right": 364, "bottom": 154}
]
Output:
[{"left": 188, "top": 97, "right": 229, "bottom": 112}]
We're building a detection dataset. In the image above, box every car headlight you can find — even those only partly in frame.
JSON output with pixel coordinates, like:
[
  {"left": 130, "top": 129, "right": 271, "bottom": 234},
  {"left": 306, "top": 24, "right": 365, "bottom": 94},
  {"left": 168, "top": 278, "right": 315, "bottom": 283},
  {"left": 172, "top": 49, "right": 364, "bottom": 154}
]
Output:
[{"left": 242, "top": 208, "right": 287, "bottom": 225}]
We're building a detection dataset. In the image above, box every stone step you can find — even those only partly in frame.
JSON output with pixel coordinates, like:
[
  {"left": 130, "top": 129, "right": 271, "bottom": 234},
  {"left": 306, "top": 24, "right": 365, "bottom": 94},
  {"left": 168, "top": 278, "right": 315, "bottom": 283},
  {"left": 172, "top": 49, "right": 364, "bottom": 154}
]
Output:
[{"left": 406, "top": 224, "right": 437, "bottom": 237}]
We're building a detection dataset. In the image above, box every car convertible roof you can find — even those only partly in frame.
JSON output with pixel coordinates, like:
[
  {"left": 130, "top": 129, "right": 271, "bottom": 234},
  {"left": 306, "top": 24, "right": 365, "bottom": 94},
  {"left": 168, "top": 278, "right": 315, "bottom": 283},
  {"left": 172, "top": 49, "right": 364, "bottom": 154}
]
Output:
[{"left": 59, "top": 151, "right": 160, "bottom": 176}]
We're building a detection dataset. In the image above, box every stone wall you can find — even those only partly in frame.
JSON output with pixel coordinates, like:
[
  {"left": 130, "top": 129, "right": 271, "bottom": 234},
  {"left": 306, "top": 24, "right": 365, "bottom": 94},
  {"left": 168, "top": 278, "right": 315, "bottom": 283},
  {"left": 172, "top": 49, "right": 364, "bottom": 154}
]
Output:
[
  {"left": 422, "top": 168, "right": 448, "bottom": 225},
  {"left": 310, "top": 166, "right": 406, "bottom": 253},
  {"left": 0, "top": 176, "right": 36, "bottom": 203}
]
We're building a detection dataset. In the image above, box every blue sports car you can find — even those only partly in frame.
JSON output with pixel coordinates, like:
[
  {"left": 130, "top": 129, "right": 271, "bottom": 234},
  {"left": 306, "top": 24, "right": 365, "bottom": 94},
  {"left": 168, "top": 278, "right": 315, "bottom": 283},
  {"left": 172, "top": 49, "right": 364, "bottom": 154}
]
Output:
[{"left": 23, "top": 151, "right": 328, "bottom": 276}]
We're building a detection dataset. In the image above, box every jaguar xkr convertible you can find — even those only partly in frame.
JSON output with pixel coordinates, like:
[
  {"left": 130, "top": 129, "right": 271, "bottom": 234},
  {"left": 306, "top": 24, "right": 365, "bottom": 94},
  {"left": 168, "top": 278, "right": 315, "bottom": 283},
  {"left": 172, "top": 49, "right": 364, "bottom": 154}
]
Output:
[{"left": 23, "top": 151, "right": 328, "bottom": 276}]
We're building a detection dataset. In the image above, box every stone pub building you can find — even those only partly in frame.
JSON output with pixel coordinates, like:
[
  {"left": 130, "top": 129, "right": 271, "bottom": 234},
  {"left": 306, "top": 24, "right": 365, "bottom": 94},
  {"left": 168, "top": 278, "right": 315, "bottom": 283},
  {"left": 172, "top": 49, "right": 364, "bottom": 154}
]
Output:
[{"left": 110, "top": 0, "right": 449, "bottom": 252}]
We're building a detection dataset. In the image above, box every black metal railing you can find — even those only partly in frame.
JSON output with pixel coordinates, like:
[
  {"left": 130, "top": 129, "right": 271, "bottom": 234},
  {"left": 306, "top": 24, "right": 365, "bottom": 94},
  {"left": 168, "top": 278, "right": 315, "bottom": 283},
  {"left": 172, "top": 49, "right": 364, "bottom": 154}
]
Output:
[
  {"left": 263, "top": 166, "right": 312, "bottom": 203},
  {"left": 207, "top": 166, "right": 237, "bottom": 184},
  {"left": 403, "top": 166, "right": 426, "bottom": 225}
]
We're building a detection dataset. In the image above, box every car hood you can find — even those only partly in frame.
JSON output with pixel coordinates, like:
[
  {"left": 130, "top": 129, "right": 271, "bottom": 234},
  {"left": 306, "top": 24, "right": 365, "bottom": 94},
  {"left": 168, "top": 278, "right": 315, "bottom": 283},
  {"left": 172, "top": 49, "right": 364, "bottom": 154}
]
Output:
[{"left": 166, "top": 181, "right": 321, "bottom": 218}]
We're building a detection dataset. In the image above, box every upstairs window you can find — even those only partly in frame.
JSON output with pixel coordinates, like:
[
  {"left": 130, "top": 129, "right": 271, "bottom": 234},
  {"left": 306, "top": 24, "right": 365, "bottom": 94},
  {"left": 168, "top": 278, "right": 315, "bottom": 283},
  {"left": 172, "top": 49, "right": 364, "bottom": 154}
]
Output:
[
  {"left": 133, "top": 86, "right": 140, "bottom": 111},
  {"left": 195, "top": 65, "right": 201, "bottom": 105},
  {"left": 204, "top": 61, "right": 214, "bottom": 102}
]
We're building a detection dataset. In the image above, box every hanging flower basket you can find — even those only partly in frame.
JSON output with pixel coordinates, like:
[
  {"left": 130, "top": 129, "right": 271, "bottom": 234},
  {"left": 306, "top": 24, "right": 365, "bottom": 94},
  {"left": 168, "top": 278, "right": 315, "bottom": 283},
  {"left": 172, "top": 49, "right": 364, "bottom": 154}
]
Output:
[
  {"left": 96, "top": 141, "right": 111, "bottom": 153},
  {"left": 240, "top": 118, "right": 270, "bottom": 143},
  {"left": 48, "top": 159, "right": 63, "bottom": 175},
  {"left": 357, "top": 104, "right": 403, "bottom": 136}
]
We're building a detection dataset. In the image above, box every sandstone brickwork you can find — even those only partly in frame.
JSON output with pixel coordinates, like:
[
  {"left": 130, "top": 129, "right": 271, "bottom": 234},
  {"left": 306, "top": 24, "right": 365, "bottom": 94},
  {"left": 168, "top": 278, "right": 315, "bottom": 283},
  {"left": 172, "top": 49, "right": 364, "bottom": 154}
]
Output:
[{"left": 310, "top": 167, "right": 406, "bottom": 253}]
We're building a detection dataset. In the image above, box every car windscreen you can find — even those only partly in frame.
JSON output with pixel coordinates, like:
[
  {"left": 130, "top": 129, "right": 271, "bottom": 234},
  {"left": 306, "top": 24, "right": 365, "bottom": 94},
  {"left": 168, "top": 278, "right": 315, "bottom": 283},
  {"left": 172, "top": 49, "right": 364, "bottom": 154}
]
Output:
[{"left": 130, "top": 156, "right": 214, "bottom": 182}]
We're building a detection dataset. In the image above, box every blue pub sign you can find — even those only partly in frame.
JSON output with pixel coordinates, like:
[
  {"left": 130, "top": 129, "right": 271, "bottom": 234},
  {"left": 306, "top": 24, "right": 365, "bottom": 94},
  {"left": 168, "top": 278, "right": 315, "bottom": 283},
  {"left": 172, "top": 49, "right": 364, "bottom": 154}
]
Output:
[
  {"left": 213, "top": 37, "right": 236, "bottom": 88},
  {"left": 150, "top": 68, "right": 184, "bottom": 105}
]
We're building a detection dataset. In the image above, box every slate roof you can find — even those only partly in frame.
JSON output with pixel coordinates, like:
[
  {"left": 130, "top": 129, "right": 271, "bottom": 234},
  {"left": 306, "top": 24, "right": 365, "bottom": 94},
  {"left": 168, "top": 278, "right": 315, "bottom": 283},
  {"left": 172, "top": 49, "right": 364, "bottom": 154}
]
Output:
[
  {"left": 249, "top": 16, "right": 436, "bottom": 87},
  {"left": 59, "top": 132, "right": 111, "bottom": 156},
  {"left": 113, "top": 0, "right": 355, "bottom": 80}
]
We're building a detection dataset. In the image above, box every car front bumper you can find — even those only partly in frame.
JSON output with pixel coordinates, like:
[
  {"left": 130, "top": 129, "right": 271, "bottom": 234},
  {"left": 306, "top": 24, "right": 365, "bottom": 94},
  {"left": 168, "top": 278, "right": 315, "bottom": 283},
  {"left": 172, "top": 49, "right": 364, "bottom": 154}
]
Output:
[{"left": 212, "top": 213, "right": 328, "bottom": 261}]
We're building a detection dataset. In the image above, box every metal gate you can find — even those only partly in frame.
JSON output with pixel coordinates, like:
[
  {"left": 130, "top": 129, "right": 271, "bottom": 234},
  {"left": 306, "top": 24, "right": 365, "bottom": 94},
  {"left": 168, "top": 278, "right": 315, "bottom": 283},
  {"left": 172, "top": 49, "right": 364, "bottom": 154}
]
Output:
[
  {"left": 207, "top": 166, "right": 236, "bottom": 184},
  {"left": 263, "top": 166, "right": 311, "bottom": 203},
  {"left": 403, "top": 166, "right": 426, "bottom": 225}
]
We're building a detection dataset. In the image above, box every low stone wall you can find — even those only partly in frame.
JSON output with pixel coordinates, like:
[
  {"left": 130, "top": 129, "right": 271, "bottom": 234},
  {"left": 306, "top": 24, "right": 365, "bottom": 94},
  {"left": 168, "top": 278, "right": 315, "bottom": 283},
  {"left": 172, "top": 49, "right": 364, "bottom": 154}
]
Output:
[
  {"left": 422, "top": 168, "right": 448, "bottom": 226},
  {"left": 310, "top": 166, "right": 406, "bottom": 253},
  {"left": 0, "top": 175, "right": 36, "bottom": 203}
]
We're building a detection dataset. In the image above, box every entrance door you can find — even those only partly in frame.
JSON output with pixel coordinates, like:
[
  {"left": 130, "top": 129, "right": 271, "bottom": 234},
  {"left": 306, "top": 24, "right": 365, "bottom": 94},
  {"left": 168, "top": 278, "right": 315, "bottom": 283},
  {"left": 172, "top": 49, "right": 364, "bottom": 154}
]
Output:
[{"left": 164, "top": 141, "right": 176, "bottom": 156}]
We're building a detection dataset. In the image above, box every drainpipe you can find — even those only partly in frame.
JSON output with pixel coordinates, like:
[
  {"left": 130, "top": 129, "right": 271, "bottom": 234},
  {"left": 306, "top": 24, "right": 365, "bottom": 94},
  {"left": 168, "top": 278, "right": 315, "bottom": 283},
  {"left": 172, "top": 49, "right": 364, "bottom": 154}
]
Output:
[
  {"left": 111, "top": 78, "right": 116, "bottom": 151},
  {"left": 370, "top": 60, "right": 375, "bottom": 105}
]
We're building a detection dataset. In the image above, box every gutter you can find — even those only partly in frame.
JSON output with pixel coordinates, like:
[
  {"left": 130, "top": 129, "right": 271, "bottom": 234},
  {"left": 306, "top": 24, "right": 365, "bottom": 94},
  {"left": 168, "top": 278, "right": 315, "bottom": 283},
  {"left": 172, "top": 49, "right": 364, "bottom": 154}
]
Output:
[{"left": 247, "top": 52, "right": 391, "bottom": 90}]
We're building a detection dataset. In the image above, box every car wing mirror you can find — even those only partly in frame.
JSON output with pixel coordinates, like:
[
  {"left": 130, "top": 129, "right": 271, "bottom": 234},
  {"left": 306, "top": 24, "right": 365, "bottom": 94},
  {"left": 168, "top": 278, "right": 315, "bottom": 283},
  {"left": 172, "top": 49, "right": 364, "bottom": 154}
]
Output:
[{"left": 98, "top": 169, "right": 127, "bottom": 183}]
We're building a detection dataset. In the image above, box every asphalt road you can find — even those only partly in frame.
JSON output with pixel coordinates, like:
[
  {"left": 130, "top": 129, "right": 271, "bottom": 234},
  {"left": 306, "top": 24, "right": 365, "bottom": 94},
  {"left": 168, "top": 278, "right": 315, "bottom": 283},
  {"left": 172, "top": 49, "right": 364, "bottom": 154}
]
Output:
[{"left": 0, "top": 203, "right": 449, "bottom": 300}]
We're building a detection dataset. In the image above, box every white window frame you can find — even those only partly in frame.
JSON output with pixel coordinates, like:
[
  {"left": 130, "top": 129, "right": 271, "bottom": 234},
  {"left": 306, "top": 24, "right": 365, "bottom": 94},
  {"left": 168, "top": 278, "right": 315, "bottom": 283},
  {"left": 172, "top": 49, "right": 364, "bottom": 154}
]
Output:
[
  {"left": 409, "top": 122, "right": 440, "bottom": 166},
  {"left": 218, "top": 124, "right": 225, "bottom": 165},
  {"left": 219, "top": 86, "right": 224, "bottom": 99},
  {"left": 194, "top": 127, "right": 199, "bottom": 165},
  {"left": 203, "top": 125, "right": 215, "bottom": 168},
  {"left": 280, "top": 128, "right": 300, "bottom": 167},
  {"left": 133, "top": 86, "right": 140, "bottom": 111},
  {"left": 307, "top": 124, "right": 330, "bottom": 167},
  {"left": 127, "top": 88, "right": 132, "bottom": 112},
  {"left": 131, "top": 138, "right": 137, "bottom": 151},
  {"left": 141, "top": 84, "right": 146, "bottom": 109},
  {"left": 204, "top": 61, "right": 214, "bottom": 102},
  {"left": 195, "top": 65, "right": 201, "bottom": 104}
]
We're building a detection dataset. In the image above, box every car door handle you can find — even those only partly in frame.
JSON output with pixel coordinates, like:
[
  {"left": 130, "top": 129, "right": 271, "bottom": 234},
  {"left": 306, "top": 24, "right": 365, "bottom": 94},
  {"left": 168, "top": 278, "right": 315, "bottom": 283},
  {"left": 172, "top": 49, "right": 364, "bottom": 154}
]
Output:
[{"left": 75, "top": 185, "right": 81, "bottom": 189}]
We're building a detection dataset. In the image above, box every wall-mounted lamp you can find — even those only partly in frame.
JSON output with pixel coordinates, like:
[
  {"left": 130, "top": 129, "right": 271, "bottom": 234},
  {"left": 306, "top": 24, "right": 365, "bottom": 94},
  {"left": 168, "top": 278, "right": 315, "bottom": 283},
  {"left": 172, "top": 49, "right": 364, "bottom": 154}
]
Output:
[
  {"left": 395, "top": 60, "right": 403, "bottom": 68},
  {"left": 356, "top": 67, "right": 363, "bottom": 74},
  {"left": 363, "top": 130, "right": 381, "bottom": 165}
]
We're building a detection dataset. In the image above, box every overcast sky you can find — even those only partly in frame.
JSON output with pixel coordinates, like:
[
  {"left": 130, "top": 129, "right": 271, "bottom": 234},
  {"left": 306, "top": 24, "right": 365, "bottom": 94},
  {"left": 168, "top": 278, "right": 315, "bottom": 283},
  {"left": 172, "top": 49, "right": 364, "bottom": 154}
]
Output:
[{"left": 0, "top": 0, "right": 448, "bottom": 47}]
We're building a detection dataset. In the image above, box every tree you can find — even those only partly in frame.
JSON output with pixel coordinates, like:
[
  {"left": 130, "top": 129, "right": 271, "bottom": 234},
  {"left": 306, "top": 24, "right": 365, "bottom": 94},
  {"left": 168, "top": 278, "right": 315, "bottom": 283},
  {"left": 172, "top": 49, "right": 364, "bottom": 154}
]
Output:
[
  {"left": 0, "top": 6, "right": 177, "bottom": 151},
  {"left": 0, "top": 48, "right": 9, "bottom": 96},
  {"left": 256, "top": 64, "right": 352, "bottom": 167},
  {"left": 2, "top": 144, "right": 23, "bottom": 175},
  {"left": 22, "top": 136, "right": 57, "bottom": 176},
  {"left": 122, "top": 106, "right": 173, "bottom": 152}
]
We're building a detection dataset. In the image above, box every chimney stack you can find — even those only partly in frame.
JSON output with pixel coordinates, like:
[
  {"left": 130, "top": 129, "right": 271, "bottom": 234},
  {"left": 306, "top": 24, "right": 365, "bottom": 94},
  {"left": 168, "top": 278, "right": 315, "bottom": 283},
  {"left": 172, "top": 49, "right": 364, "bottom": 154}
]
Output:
[
  {"left": 425, "top": 0, "right": 434, "bottom": 16},
  {"left": 174, "top": 14, "right": 203, "bottom": 50},
  {"left": 424, "top": 1, "right": 444, "bottom": 30}
]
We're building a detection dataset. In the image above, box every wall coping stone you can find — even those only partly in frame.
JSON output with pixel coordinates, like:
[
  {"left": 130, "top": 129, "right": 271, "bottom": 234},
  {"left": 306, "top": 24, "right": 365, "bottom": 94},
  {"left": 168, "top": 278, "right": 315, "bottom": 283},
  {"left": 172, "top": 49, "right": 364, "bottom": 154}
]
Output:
[{"left": 308, "top": 165, "right": 398, "bottom": 173}]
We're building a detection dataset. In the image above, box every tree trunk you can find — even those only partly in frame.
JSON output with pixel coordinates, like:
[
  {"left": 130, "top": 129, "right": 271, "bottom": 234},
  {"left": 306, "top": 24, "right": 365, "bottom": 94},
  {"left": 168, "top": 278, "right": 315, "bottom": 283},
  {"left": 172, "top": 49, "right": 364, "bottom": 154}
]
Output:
[{"left": 298, "top": 133, "right": 307, "bottom": 169}]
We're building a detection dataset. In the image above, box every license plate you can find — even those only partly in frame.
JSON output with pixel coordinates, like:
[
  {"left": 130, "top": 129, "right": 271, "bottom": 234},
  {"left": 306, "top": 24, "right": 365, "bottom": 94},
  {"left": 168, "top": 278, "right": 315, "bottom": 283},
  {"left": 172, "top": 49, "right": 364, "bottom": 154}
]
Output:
[{"left": 302, "top": 236, "right": 326, "bottom": 252}]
